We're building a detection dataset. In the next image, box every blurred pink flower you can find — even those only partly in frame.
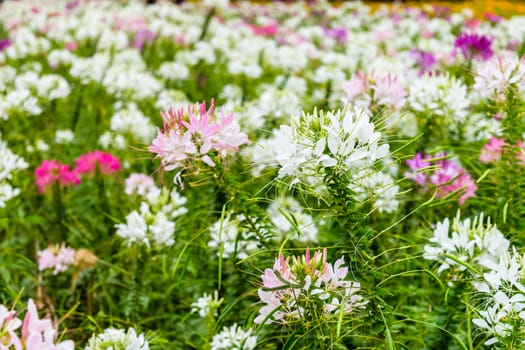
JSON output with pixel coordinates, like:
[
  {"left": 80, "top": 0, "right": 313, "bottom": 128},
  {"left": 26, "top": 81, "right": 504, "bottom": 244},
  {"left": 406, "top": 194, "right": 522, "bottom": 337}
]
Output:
[
  {"left": 406, "top": 152, "right": 477, "bottom": 204},
  {"left": 479, "top": 137, "right": 506, "bottom": 163},
  {"left": 35, "top": 160, "right": 80, "bottom": 193},
  {"left": 38, "top": 244, "right": 76, "bottom": 275},
  {"left": 75, "top": 150, "right": 121, "bottom": 175}
]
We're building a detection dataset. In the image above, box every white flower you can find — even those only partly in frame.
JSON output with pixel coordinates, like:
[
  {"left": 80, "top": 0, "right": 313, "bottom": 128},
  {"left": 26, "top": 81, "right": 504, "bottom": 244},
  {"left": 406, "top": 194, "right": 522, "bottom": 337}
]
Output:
[
  {"left": 191, "top": 290, "right": 223, "bottom": 318},
  {"left": 210, "top": 324, "right": 257, "bottom": 350},
  {"left": 54, "top": 129, "right": 75, "bottom": 144},
  {"left": 85, "top": 328, "right": 149, "bottom": 350},
  {"left": 408, "top": 73, "right": 469, "bottom": 123},
  {"left": 116, "top": 211, "right": 150, "bottom": 247},
  {"left": 424, "top": 212, "right": 510, "bottom": 275}
]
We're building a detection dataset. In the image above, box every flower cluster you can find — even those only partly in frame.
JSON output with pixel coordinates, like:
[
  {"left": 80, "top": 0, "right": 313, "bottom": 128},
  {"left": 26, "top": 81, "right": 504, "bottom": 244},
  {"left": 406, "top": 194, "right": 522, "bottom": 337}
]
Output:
[
  {"left": 0, "top": 139, "right": 28, "bottom": 207},
  {"left": 85, "top": 327, "right": 149, "bottom": 350},
  {"left": 0, "top": 299, "right": 74, "bottom": 350},
  {"left": 341, "top": 71, "right": 407, "bottom": 112},
  {"left": 424, "top": 212, "right": 509, "bottom": 275},
  {"left": 454, "top": 33, "right": 493, "bottom": 61},
  {"left": 210, "top": 324, "right": 257, "bottom": 350},
  {"left": 116, "top": 173, "right": 187, "bottom": 248},
  {"left": 251, "top": 104, "right": 398, "bottom": 212},
  {"left": 149, "top": 100, "right": 250, "bottom": 178},
  {"left": 405, "top": 152, "right": 477, "bottom": 204},
  {"left": 472, "top": 250, "right": 525, "bottom": 346},
  {"left": 255, "top": 249, "right": 366, "bottom": 325},
  {"left": 35, "top": 151, "right": 120, "bottom": 193},
  {"left": 38, "top": 244, "right": 76, "bottom": 275},
  {"left": 191, "top": 290, "right": 223, "bottom": 318},
  {"left": 473, "top": 51, "right": 525, "bottom": 102}
]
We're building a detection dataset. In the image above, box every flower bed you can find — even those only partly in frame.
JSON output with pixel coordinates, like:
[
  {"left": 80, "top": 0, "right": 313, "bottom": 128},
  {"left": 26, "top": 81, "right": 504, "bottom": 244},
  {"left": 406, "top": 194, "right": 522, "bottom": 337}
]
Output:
[{"left": 1, "top": 0, "right": 525, "bottom": 348}]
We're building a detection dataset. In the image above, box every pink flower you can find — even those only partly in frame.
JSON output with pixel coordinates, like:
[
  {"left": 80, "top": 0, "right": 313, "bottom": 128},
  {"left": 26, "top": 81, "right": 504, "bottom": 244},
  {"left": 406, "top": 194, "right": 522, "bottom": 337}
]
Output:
[
  {"left": 35, "top": 160, "right": 80, "bottom": 193},
  {"left": 22, "top": 299, "right": 74, "bottom": 350},
  {"left": 149, "top": 100, "right": 250, "bottom": 174},
  {"left": 480, "top": 137, "right": 506, "bottom": 163},
  {"left": 125, "top": 173, "right": 156, "bottom": 196},
  {"left": 342, "top": 71, "right": 369, "bottom": 102},
  {"left": 0, "top": 305, "right": 22, "bottom": 349},
  {"left": 404, "top": 152, "right": 431, "bottom": 186},
  {"left": 407, "top": 152, "right": 477, "bottom": 204},
  {"left": 38, "top": 244, "right": 76, "bottom": 275},
  {"left": 75, "top": 150, "right": 121, "bottom": 175},
  {"left": 372, "top": 74, "right": 406, "bottom": 110}
]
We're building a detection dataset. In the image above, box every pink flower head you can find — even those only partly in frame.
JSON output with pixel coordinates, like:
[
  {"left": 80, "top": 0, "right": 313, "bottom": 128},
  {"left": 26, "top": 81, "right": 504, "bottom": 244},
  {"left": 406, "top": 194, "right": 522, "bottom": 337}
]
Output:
[
  {"left": 22, "top": 299, "right": 75, "bottom": 350},
  {"left": 404, "top": 152, "right": 432, "bottom": 186},
  {"left": 342, "top": 71, "right": 369, "bottom": 101},
  {"left": 407, "top": 152, "right": 476, "bottom": 204},
  {"left": 38, "top": 244, "right": 76, "bottom": 275},
  {"left": 149, "top": 100, "right": 250, "bottom": 174},
  {"left": 75, "top": 150, "right": 121, "bottom": 175},
  {"left": 125, "top": 173, "right": 157, "bottom": 196},
  {"left": 371, "top": 73, "right": 406, "bottom": 110},
  {"left": 35, "top": 160, "right": 80, "bottom": 193},
  {"left": 479, "top": 137, "right": 506, "bottom": 163}
]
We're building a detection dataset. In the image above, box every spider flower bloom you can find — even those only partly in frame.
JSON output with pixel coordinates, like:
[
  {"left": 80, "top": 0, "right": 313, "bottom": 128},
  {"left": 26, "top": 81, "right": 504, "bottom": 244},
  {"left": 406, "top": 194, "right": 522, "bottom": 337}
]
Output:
[
  {"left": 38, "top": 244, "right": 76, "bottom": 275},
  {"left": 254, "top": 249, "right": 366, "bottom": 325},
  {"left": 149, "top": 100, "right": 249, "bottom": 172},
  {"left": 75, "top": 150, "right": 121, "bottom": 175},
  {"left": 454, "top": 33, "right": 493, "bottom": 61},
  {"left": 0, "top": 299, "right": 75, "bottom": 350},
  {"left": 35, "top": 160, "right": 80, "bottom": 193}
]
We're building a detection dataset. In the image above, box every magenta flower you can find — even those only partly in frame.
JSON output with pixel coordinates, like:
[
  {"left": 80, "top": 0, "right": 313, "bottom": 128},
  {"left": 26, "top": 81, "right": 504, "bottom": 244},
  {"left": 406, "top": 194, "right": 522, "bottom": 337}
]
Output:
[
  {"left": 404, "top": 152, "right": 432, "bottom": 186},
  {"left": 410, "top": 49, "right": 436, "bottom": 76},
  {"left": 133, "top": 29, "right": 156, "bottom": 50},
  {"left": 38, "top": 244, "right": 76, "bottom": 275},
  {"left": 0, "top": 38, "right": 11, "bottom": 51},
  {"left": 75, "top": 150, "right": 121, "bottom": 175},
  {"left": 454, "top": 33, "right": 493, "bottom": 61},
  {"left": 35, "top": 160, "right": 80, "bottom": 193},
  {"left": 324, "top": 27, "right": 348, "bottom": 43},
  {"left": 406, "top": 152, "right": 477, "bottom": 205},
  {"left": 149, "top": 100, "right": 250, "bottom": 174},
  {"left": 480, "top": 137, "right": 506, "bottom": 164}
]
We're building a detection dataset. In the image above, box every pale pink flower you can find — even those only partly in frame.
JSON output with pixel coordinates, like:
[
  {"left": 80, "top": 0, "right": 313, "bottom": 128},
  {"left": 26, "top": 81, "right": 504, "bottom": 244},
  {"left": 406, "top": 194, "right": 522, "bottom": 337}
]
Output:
[
  {"left": 38, "top": 244, "right": 76, "bottom": 275},
  {"left": 35, "top": 160, "right": 80, "bottom": 193},
  {"left": 255, "top": 249, "right": 365, "bottom": 325},
  {"left": 342, "top": 71, "right": 369, "bottom": 106},
  {"left": 149, "top": 100, "right": 250, "bottom": 175},
  {"left": 0, "top": 305, "right": 22, "bottom": 349},
  {"left": 407, "top": 152, "right": 477, "bottom": 204},
  {"left": 480, "top": 137, "right": 506, "bottom": 163},
  {"left": 22, "top": 299, "right": 74, "bottom": 350},
  {"left": 372, "top": 74, "right": 406, "bottom": 110},
  {"left": 75, "top": 150, "right": 120, "bottom": 175},
  {"left": 125, "top": 173, "right": 157, "bottom": 196}
]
